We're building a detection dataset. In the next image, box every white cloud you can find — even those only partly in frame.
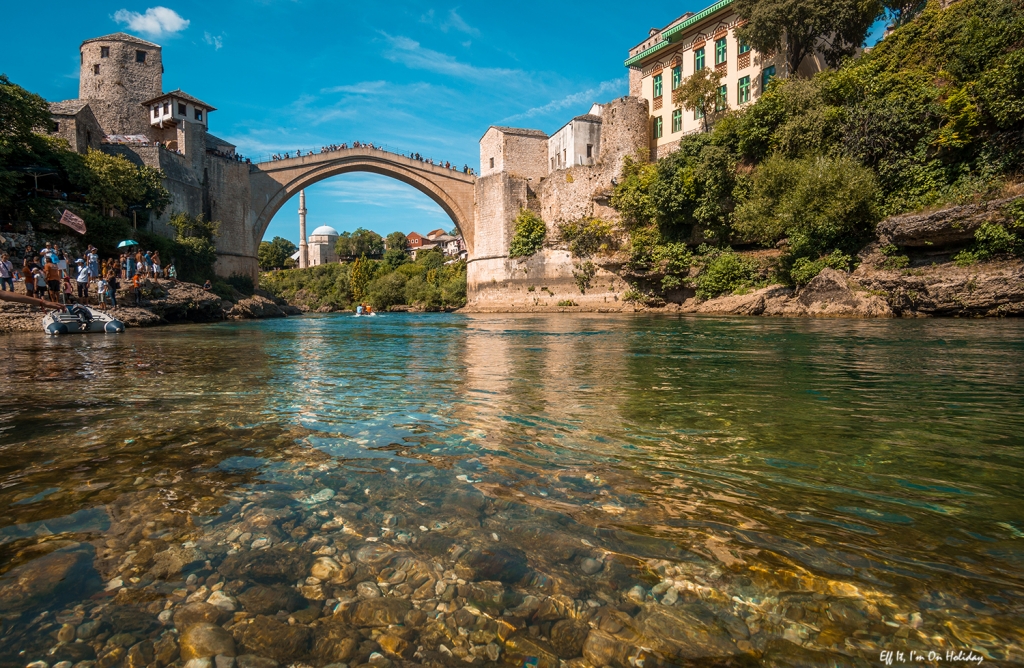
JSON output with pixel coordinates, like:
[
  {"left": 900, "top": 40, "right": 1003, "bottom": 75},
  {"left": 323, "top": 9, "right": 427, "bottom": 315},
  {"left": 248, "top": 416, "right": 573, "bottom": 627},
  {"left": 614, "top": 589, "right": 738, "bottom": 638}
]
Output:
[
  {"left": 441, "top": 9, "right": 479, "bottom": 36},
  {"left": 113, "top": 7, "right": 189, "bottom": 37},
  {"left": 502, "top": 78, "right": 628, "bottom": 122},
  {"left": 204, "top": 32, "right": 224, "bottom": 50},
  {"left": 380, "top": 33, "right": 520, "bottom": 84}
]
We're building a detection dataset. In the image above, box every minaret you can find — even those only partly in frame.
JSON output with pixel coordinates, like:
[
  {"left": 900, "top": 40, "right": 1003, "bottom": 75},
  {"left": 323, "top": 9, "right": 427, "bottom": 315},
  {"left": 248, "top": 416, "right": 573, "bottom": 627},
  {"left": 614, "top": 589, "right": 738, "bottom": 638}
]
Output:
[{"left": 298, "top": 189, "right": 308, "bottom": 268}]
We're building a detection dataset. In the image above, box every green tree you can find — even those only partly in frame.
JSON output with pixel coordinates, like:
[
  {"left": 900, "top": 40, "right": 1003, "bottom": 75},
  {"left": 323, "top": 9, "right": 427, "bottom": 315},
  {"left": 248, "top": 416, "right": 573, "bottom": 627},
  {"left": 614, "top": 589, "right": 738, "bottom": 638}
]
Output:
[
  {"left": 258, "top": 236, "right": 297, "bottom": 270},
  {"left": 672, "top": 67, "right": 725, "bottom": 133},
  {"left": 385, "top": 231, "right": 408, "bottom": 251},
  {"left": 735, "top": 0, "right": 883, "bottom": 75},
  {"left": 336, "top": 228, "right": 384, "bottom": 257},
  {"left": 734, "top": 154, "right": 879, "bottom": 258},
  {"left": 349, "top": 255, "right": 375, "bottom": 301},
  {"left": 83, "top": 149, "right": 169, "bottom": 217},
  {"left": 508, "top": 209, "right": 547, "bottom": 258},
  {"left": 167, "top": 212, "right": 221, "bottom": 282},
  {"left": 0, "top": 75, "right": 62, "bottom": 211}
]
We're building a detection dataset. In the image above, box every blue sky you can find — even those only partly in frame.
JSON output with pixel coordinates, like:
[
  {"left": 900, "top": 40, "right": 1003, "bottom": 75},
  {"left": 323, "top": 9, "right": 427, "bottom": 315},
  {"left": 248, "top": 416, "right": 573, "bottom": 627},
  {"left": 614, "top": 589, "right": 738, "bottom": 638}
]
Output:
[{"left": 3, "top": 2, "right": 886, "bottom": 246}]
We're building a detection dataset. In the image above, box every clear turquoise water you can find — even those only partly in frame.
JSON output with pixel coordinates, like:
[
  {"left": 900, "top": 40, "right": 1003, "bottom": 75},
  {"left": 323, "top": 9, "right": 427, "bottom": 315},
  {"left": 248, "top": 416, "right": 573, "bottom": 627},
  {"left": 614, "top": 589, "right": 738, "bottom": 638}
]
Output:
[{"left": 1, "top": 313, "right": 1022, "bottom": 664}]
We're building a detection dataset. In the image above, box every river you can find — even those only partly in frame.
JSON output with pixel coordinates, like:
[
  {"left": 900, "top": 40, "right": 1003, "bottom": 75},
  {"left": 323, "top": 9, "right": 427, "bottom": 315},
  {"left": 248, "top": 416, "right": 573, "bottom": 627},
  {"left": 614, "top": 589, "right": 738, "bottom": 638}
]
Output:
[{"left": 1, "top": 313, "right": 1022, "bottom": 666}]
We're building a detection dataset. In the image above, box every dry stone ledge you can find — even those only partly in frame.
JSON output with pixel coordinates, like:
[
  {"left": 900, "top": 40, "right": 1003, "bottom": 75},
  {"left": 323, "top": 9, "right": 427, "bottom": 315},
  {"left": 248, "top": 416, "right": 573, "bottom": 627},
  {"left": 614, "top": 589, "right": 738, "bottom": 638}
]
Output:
[{"left": 876, "top": 195, "right": 1022, "bottom": 248}]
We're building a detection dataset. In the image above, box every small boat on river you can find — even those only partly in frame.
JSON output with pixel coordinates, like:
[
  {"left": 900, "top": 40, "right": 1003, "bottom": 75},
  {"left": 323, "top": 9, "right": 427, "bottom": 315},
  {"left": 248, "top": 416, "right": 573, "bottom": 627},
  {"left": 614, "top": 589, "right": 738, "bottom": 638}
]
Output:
[{"left": 43, "top": 305, "right": 125, "bottom": 335}]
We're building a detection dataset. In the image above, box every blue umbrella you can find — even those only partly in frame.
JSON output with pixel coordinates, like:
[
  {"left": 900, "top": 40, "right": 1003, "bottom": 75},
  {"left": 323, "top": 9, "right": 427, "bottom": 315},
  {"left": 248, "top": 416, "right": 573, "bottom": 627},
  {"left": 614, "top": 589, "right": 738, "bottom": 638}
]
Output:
[{"left": 117, "top": 240, "right": 140, "bottom": 248}]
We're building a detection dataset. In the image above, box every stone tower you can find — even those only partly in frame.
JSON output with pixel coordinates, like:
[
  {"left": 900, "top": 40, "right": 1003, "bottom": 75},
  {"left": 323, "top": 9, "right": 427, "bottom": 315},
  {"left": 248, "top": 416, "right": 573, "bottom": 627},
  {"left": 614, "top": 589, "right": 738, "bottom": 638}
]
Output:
[
  {"left": 79, "top": 32, "right": 163, "bottom": 136},
  {"left": 298, "top": 190, "right": 309, "bottom": 268}
]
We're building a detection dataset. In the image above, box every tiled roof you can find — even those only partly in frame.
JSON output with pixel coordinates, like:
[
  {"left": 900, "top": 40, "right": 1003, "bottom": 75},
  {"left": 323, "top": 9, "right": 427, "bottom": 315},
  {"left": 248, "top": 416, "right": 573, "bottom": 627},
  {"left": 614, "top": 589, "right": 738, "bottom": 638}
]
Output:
[
  {"left": 82, "top": 32, "right": 161, "bottom": 48},
  {"left": 484, "top": 126, "right": 548, "bottom": 140},
  {"left": 141, "top": 89, "right": 217, "bottom": 112},
  {"left": 205, "top": 133, "right": 236, "bottom": 149},
  {"left": 50, "top": 99, "right": 91, "bottom": 116}
]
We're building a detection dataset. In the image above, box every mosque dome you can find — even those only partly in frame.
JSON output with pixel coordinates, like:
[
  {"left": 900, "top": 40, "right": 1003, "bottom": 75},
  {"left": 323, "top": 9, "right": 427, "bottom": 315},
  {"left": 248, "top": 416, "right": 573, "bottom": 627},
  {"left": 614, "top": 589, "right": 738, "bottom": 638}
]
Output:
[{"left": 310, "top": 225, "right": 339, "bottom": 237}]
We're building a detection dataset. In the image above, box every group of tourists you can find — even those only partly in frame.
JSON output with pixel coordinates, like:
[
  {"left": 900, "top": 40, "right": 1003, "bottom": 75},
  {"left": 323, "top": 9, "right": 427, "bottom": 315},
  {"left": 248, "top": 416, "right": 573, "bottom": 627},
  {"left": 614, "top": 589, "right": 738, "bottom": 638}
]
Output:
[
  {"left": 0, "top": 241, "right": 178, "bottom": 310},
  {"left": 264, "top": 143, "right": 475, "bottom": 175}
]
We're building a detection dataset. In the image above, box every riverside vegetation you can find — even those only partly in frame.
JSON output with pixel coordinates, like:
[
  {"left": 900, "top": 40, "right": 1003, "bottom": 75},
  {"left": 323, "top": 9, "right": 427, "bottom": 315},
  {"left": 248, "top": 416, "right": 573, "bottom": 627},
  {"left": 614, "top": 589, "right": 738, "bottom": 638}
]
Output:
[{"left": 508, "top": 0, "right": 1024, "bottom": 307}]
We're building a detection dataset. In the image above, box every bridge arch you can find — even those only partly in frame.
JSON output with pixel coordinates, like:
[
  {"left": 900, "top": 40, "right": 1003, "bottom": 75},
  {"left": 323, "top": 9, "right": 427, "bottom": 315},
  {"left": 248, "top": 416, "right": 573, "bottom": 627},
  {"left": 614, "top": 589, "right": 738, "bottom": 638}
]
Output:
[{"left": 248, "top": 148, "right": 476, "bottom": 255}]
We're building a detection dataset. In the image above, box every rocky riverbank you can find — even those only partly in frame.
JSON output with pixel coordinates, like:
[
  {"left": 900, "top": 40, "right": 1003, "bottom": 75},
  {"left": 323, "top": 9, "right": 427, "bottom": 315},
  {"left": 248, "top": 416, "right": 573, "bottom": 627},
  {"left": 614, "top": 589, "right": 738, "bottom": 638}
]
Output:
[
  {"left": 463, "top": 196, "right": 1024, "bottom": 318},
  {"left": 0, "top": 282, "right": 303, "bottom": 334}
]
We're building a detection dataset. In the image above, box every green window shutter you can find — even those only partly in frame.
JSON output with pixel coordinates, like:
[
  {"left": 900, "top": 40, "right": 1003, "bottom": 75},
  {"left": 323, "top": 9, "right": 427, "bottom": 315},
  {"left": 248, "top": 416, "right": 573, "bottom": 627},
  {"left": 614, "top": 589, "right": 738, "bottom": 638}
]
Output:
[
  {"left": 738, "top": 76, "right": 750, "bottom": 104},
  {"left": 739, "top": 42, "right": 751, "bottom": 54},
  {"left": 695, "top": 106, "right": 704, "bottom": 120},
  {"left": 672, "top": 109, "right": 682, "bottom": 133},
  {"left": 695, "top": 48, "right": 705, "bottom": 71},
  {"left": 672, "top": 65, "right": 682, "bottom": 90},
  {"left": 653, "top": 74, "right": 663, "bottom": 97},
  {"left": 716, "top": 85, "right": 727, "bottom": 111},
  {"left": 715, "top": 38, "right": 727, "bottom": 65},
  {"left": 761, "top": 65, "right": 776, "bottom": 90},
  {"left": 654, "top": 116, "right": 663, "bottom": 139}
]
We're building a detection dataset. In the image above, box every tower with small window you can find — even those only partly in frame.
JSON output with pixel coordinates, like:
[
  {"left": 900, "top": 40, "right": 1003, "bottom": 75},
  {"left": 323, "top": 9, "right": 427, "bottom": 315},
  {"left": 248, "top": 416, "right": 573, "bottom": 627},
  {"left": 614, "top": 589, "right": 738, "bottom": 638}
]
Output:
[{"left": 78, "top": 32, "right": 163, "bottom": 136}]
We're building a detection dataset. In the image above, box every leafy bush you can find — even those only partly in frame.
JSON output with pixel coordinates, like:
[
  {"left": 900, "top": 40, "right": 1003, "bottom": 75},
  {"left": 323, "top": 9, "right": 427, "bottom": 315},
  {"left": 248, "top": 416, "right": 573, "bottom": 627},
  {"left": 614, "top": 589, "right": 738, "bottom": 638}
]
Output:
[
  {"left": 734, "top": 154, "right": 879, "bottom": 259},
  {"left": 557, "top": 300, "right": 577, "bottom": 306},
  {"left": 572, "top": 260, "right": 597, "bottom": 293},
  {"left": 508, "top": 209, "right": 547, "bottom": 258},
  {"left": 954, "top": 221, "right": 1023, "bottom": 265},
  {"left": 559, "top": 218, "right": 615, "bottom": 258},
  {"left": 790, "top": 250, "right": 853, "bottom": 285},
  {"left": 694, "top": 249, "right": 760, "bottom": 300},
  {"left": 259, "top": 236, "right": 297, "bottom": 270},
  {"left": 367, "top": 272, "right": 408, "bottom": 310}
]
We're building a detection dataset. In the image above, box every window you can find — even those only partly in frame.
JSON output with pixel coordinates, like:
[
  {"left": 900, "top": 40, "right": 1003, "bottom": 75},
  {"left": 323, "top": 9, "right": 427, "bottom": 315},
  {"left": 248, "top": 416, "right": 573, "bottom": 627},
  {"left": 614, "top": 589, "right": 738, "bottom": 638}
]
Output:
[
  {"left": 672, "top": 109, "right": 682, "bottom": 133},
  {"left": 93, "top": 64, "right": 100, "bottom": 75},
  {"left": 738, "top": 76, "right": 751, "bottom": 104},
  {"left": 694, "top": 47, "right": 705, "bottom": 71},
  {"left": 653, "top": 73, "right": 663, "bottom": 98},
  {"left": 586, "top": 144, "right": 593, "bottom": 159},
  {"left": 654, "top": 116, "right": 663, "bottom": 139},
  {"left": 53, "top": 121, "right": 60, "bottom": 132},
  {"left": 762, "top": 65, "right": 776, "bottom": 90},
  {"left": 195, "top": 109, "right": 203, "bottom": 121},
  {"left": 178, "top": 102, "right": 186, "bottom": 115},
  {"left": 490, "top": 157, "right": 494, "bottom": 169},
  {"left": 715, "top": 37, "right": 727, "bottom": 66},
  {"left": 716, "top": 85, "right": 728, "bottom": 111},
  {"left": 163, "top": 102, "right": 170, "bottom": 114},
  {"left": 136, "top": 50, "right": 146, "bottom": 63},
  {"left": 152, "top": 107, "right": 158, "bottom": 118},
  {"left": 551, "top": 157, "right": 555, "bottom": 170},
  {"left": 100, "top": 46, "right": 110, "bottom": 58},
  {"left": 695, "top": 106, "right": 704, "bottom": 120},
  {"left": 672, "top": 65, "right": 682, "bottom": 90},
  {"left": 563, "top": 148, "right": 567, "bottom": 164},
  {"left": 739, "top": 42, "right": 751, "bottom": 54}
]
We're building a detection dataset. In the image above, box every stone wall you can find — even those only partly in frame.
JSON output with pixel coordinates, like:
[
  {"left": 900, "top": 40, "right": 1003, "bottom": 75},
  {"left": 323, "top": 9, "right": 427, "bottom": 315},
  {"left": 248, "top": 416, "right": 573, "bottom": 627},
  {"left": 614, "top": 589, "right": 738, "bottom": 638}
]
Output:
[
  {"left": 53, "top": 107, "right": 103, "bottom": 154},
  {"left": 480, "top": 128, "right": 548, "bottom": 181}
]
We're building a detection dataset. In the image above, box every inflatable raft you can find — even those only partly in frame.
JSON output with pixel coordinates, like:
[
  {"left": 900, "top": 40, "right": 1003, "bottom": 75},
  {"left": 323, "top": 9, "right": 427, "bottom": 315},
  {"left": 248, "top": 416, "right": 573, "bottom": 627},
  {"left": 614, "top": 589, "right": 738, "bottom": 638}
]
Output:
[{"left": 43, "top": 305, "right": 125, "bottom": 335}]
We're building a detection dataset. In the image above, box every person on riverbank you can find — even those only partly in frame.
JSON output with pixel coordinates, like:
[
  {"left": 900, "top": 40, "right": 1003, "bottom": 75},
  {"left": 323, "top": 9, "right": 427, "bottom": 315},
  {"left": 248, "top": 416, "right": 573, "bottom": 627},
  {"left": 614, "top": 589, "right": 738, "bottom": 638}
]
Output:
[
  {"left": 0, "top": 253, "right": 13, "bottom": 292},
  {"left": 44, "top": 258, "right": 61, "bottom": 303},
  {"left": 87, "top": 247, "right": 99, "bottom": 279},
  {"left": 96, "top": 276, "right": 108, "bottom": 308},
  {"left": 23, "top": 255, "right": 36, "bottom": 297},
  {"left": 132, "top": 273, "right": 142, "bottom": 306},
  {"left": 106, "top": 270, "right": 119, "bottom": 308},
  {"left": 203, "top": 279, "right": 212, "bottom": 291},
  {"left": 33, "top": 266, "right": 47, "bottom": 301},
  {"left": 76, "top": 259, "right": 90, "bottom": 303},
  {"left": 167, "top": 263, "right": 177, "bottom": 281},
  {"left": 152, "top": 252, "right": 161, "bottom": 282}
]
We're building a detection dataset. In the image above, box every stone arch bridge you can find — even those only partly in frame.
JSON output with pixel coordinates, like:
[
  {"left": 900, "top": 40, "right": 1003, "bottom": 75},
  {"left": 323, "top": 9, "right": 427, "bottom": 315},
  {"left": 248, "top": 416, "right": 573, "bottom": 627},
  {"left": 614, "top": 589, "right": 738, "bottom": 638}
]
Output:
[{"left": 246, "top": 147, "right": 477, "bottom": 257}]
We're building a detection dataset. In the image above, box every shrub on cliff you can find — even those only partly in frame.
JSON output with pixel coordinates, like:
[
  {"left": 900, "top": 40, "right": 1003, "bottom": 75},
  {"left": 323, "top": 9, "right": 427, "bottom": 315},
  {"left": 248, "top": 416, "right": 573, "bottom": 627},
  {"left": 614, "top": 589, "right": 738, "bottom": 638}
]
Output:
[
  {"left": 734, "top": 154, "right": 879, "bottom": 259},
  {"left": 694, "top": 248, "right": 761, "bottom": 301},
  {"left": 508, "top": 209, "right": 547, "bottom": 258}
]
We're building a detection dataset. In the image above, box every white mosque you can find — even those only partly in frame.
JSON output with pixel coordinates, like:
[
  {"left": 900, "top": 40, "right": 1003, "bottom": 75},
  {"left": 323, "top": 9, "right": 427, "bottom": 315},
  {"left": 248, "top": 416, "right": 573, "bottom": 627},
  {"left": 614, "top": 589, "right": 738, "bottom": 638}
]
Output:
[{"left": 291, "top": 189, "right": 340, "bottom": 267}]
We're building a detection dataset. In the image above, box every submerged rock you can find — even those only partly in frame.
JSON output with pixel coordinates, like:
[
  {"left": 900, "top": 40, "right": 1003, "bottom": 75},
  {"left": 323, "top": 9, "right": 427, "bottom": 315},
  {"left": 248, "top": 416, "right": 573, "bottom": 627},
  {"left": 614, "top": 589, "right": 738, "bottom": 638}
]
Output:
[
  {"left": 237, "top": 616, "right": 312, "bottom": 663},
  {"left": 459, "top": 547, "right": 530, "bottom": 584},
  {"left": 237, "top": 585, "right": 305, "bottom": 615},
  {"left": 0, "top": 546, "right": 96, "bottom": 613},
  {"left": 180, "top": 623, "right": 236, "bottom": 661}
]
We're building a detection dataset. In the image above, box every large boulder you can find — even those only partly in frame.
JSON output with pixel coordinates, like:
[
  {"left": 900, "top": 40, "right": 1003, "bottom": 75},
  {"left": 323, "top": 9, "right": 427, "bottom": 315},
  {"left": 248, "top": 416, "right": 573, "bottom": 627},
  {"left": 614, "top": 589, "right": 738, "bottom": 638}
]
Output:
[
  {"left": 0, "top": 546, "right": 97, "bottom": 613},
  {"left": 876, "top": 195, "right": 1022, "bottom": 248},
  {"left": 226, "top": 295, "right": 287, "bottom": 320}
]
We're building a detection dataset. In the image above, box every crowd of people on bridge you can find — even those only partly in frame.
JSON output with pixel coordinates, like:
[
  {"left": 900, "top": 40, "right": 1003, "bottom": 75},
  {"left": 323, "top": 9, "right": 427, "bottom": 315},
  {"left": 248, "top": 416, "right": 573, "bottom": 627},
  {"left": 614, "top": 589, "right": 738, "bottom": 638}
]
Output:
[
  {"left": 0, "top": 240, "right": 179, "bottom": 310},
  {"left": 264, "top": 142, "right": 476, "bottom": 175}
]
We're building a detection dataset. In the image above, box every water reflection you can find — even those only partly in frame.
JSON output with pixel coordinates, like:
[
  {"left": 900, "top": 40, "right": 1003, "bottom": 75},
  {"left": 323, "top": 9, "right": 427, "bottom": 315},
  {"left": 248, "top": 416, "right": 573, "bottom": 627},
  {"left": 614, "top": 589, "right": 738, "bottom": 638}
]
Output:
[{"left": 1, "top": 314, "right": 1022, "bottom": 665}]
